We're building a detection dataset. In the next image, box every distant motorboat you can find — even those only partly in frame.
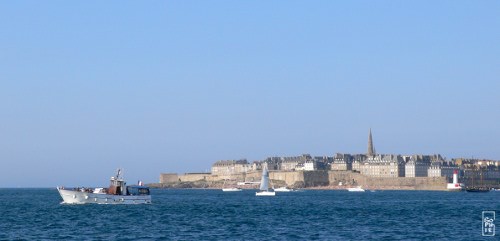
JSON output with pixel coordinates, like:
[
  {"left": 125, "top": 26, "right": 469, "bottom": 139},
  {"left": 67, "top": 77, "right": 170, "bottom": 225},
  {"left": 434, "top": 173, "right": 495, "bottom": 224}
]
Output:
[
  {"left": 256, "top": 166, "right": 275, "bottom": 196},
  {"left": 222, "top": 178, "right": 242, "bottom": 192},
  {"left": 465, "top": 187, "right": 490, "bottom": 193},
  {"left": 57, "top": 169, "right": 151, "bottom": 204},
  {"left": 347, "top": 186, "right": 365, "bottom": 192},
  {"left": 222, "top": 187, "right": 242, "bottom": 192},
  {"left": 274, "top": 187, "right": 295, "bottom": 192}
]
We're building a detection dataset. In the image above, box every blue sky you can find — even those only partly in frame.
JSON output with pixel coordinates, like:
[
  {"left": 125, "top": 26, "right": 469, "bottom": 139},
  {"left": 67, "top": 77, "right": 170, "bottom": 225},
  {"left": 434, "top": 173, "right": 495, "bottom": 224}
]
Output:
[{"left": 1, "top": 1, "right": 499, "bottom": 187}]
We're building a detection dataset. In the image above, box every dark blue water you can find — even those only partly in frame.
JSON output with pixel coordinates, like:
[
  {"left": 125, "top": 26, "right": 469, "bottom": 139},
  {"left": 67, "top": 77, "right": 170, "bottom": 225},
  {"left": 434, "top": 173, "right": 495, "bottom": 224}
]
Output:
[{"left": 1, "top": 189, "right": 498, "bottom": 240}]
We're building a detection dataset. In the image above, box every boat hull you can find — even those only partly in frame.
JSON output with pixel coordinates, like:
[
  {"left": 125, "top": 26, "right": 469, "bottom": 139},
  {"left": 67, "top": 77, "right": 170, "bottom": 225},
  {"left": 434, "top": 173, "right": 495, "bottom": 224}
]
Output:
[
  {"left": 465, "top": 189, "right": 490, "bottom": 193},
  {"left": 274, "top": 187, "right": 293, "bottom": 192},
  {"left": 256, "top": 191, "right": 275, "bottom": 196},
  {"left": 57, "top": 188, "right": 151, "bottom": 204},
  {"left": 222, "top": 188, "right": 242, "bottom": 192},
  {"left": 347, "top": 187, "right": 365, "bottom": 192}
]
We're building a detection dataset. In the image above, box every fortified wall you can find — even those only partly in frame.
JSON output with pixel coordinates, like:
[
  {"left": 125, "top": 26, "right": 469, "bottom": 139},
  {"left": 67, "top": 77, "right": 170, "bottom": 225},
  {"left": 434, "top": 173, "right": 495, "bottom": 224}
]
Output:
[
  {"left": 159, "top": 173, "right": 179, "bottom": 183},
  {"left": 160, "top": 173, "right": 212, "bottom": 183},
  {"left": 159, "top": 170, "right": 448, "bottom": 190},
  {"left": 328, "top": 171, "right": 448, "bottom": 190}
]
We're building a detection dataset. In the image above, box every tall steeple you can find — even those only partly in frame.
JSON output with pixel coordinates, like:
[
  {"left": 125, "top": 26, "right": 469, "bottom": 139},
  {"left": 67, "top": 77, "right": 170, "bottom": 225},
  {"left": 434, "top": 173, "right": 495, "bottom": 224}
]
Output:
[{"left": 367, "top": 128, "right": 375, "bottom": 156}]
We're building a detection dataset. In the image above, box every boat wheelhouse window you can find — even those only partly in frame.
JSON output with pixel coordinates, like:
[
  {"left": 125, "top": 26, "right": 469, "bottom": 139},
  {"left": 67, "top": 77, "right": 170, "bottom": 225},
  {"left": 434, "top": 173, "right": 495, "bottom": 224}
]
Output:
[
  {"left": 138, "top": 188, "right": 149, "bottom": 195},
  {"left": 127, "top": 186, "right": 150, "bottom": 195}
]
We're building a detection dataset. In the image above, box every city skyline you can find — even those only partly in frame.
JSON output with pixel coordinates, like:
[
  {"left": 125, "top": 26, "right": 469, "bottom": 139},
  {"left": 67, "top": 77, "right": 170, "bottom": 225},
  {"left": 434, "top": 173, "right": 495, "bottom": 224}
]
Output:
[{"left": 1, "top": 1, "right": 499, "bottom": 187}]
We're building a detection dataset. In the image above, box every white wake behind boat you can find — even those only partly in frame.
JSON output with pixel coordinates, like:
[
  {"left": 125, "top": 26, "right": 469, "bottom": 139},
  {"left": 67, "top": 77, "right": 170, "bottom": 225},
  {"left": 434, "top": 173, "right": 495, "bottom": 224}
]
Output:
[
  {"left": 57, "top": 169, "right": 151, "bottom": 204},
  {"left": 347, "top": 186, "right": 365, "bottom": 192},
  {"left": 274, "top": 186, "right": 294, "bottom": 192},
  {"left": 256, "top": 190, "right": 276, "bottom": 196},
  {"left": 256, "top": 166, "right": 275, "bottom": 196}
]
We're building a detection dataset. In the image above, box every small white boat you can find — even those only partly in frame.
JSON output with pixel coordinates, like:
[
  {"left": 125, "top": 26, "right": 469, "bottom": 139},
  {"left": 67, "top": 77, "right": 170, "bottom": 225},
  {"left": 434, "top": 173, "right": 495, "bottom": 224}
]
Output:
[
  {"left": 222, "top": 187, "right": 242, "bottom": 192},
  {"left": 222, "top": 178, "right": 242, "bottom": 192},
  {"left": 274, "top": 186, "right": 294, "bottom": 192},
  {"left": 347, "top": 186, "right": 365, "bottom": 192},
  {"left": 57, "top": 169, "right": 151, "bottom": 204},
  {"left": 256, "top": 166, "right": 275, "bottom": 196}
]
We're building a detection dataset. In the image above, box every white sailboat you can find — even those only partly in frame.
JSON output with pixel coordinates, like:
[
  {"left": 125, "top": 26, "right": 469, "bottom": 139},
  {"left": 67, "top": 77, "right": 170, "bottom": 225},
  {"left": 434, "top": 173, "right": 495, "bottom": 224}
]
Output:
[{"left": 256, "top": 166, "right": 275, "bottom": 196}]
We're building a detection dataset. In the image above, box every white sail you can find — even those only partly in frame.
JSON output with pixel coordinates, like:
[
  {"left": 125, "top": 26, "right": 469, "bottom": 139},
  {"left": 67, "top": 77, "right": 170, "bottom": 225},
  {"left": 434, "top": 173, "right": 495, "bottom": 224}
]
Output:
[
  {"left": 256, "top": 165, "right": 275, "bottom": 196},
  {"left": 259, "top": 167, "right": 269, "bottom": 191}
]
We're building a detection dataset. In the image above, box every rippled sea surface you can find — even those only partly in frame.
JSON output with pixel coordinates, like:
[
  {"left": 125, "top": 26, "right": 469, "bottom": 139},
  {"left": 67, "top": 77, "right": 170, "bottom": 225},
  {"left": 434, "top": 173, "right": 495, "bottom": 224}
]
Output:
[{"left": 1, "top": 188, "right": 499, "bottom": 240}]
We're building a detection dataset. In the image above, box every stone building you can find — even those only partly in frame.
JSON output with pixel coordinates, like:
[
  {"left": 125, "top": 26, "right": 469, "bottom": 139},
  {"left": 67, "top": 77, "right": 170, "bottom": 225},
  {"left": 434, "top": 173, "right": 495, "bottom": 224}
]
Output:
[
  {"left": 483, "top": 166, "right": 500, "bottom": 179},
  {"left": 262, "top": 157, "right": 281, "bottom": 170},
  {"left": 405, "top": 155, "right": 431, "bottom": 177},
  {"left": 361, "top": 154, "right": 405, "bottom": 178},
  {"left": 304, "top": 160, "right": 316, "bottom": 171},
  {"left": 331, "top": 153, "right": 353, "bottom": 171},
  {"left": 367, "top": 129, "right": 375, "bottom": 156},
  {"left": 211, "top": 159, "right": 254, "bottom": 175},
  {"left": 351, "top": 154, "right": 367, "bottom": 172},
  {"left": 352, "top": 129, "right": 376, "bottom": 173},
  {"left": 428, "top": 161, "right": 457, "bottom": 178},
  {"left": 278, "top": 154, "right": 311, "bottom": 171},
  {"left": 313, "top": 156, "right": 332, "bottom": 170},
  {"left": 454, "top": 158, "right": 500, "bottom": 168},
  {"left": 462, "top": 166, "right": 500, "bottom": 180},
  {"left": 160, "top": 173, "right": 179, "bottom": 183}
]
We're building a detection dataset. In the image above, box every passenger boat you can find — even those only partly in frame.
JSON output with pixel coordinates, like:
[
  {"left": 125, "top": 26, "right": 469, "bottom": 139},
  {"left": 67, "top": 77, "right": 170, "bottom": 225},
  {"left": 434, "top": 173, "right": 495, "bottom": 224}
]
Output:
[{"left": 57, "top": 169, "right": 151, "bottom": 204}]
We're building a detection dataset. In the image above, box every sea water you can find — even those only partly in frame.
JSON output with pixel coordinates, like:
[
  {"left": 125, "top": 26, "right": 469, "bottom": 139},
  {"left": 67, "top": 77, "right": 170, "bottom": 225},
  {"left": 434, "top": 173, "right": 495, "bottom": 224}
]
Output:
[{"left": 0, "top": 188, "right": 498, "bottom": 240}]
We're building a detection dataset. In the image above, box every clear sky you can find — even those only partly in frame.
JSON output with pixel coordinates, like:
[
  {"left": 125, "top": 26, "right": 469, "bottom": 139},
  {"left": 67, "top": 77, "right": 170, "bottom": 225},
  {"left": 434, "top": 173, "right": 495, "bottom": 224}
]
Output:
[{"left": 1, "top": 1, "right": 499, "bottom": 187}]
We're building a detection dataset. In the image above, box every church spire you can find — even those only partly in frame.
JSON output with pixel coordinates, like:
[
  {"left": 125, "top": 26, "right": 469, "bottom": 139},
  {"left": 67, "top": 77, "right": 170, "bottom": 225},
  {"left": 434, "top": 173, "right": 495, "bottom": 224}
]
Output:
[{"left": 367, "top": 128, "right": 375, "bottom": 156}]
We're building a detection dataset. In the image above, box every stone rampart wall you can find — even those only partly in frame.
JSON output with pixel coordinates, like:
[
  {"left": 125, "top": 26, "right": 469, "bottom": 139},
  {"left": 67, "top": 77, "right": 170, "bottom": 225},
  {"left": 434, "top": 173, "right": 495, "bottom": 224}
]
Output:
[
  {"left": 178, "top": 173, "right": 211, "bottom": 182},
  {"left": 328, "top": 171, "right": 447, "bottom": 190},
  {"left": 160, "top": 170, "right": 449, "bottom": 190},
  {"left": 304, "top": 171, "right": 329, "bottom": 187},
  {"left": 159, "top": 173, "right": 179, "bottom": 183},
  {"left": 270, "top": 171, "right": 304, "bottom": 186}
]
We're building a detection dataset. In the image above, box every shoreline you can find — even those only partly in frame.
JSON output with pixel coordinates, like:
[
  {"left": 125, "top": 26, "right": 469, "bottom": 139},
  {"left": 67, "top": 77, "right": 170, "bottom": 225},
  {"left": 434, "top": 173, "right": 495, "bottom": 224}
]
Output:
[{"left": 147, "top": 184, "right": 449, "bottom": 191}]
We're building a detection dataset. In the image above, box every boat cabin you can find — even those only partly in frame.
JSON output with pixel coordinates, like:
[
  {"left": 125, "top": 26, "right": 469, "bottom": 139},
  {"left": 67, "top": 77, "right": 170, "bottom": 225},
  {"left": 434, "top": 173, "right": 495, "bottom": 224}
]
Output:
[
  {"left": 107, "top": 169, "right": 128, "bottom": 195},
  {"left": 106, "top": 169, "right": 150, "bottom": 196},
  {"left": 126, "top": 185, "right": 150, "bottom": 195}
]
